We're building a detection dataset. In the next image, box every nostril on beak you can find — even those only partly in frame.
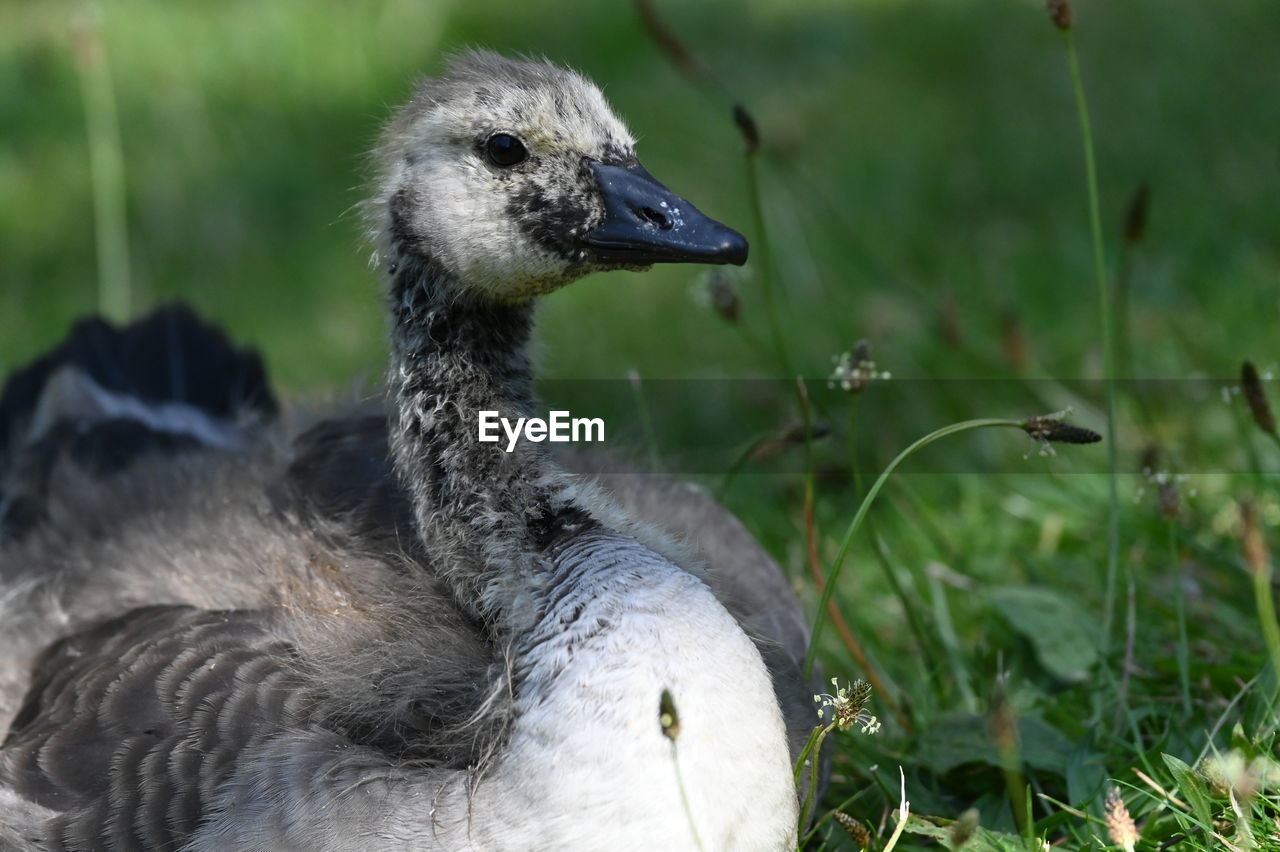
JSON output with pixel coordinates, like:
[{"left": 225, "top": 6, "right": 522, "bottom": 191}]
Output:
[{"left": 636, "top": 206, "right": 673, "bottom": 230}]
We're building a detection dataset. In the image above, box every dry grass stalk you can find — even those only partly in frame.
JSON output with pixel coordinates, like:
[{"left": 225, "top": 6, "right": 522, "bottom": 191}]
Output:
[
  {"left": 1133, "top": 767, "right": 1189, "bottom": 810},
  {"left": 830, "top": 340, "right": 891, "bottom": 394},
  {"left": 1046, "top": 0, "right": 1074, "bottom": 31},
  {"left": 706, "top": 270, "right": 740, "bottom": 322},
  {"left": 1104, "top": 786, "right": 1138, "bottom": 852},
  {"left": 1241, "top": 361, "right": 1277, "bottom": 437},
  {"left": 881, "top": 767, "right": 911, "bottom": 852},
  {"left": 1241, "top": 500, "right": 1271, "bottom": 580},
  {"left": 794, "top": 374, "right": 908, "bottom": 731},
  {"left": 749, "top": 421, "right": 830, "bottom": 462},
  {"left": 634, "top": 0, "right": 708, "bottom": 82},
  {"left": 833, "top": 811, "right": 872, "bottom": 849},
  {"left": 732, "top": 104, "right": 760, "bottom": 155},
  {"left": 1000, "top": 309, "right": 1030, "bottom": 371},
  {"left": 1021, "top": 413, "right": 1102, "bottom": 446},
  {"left": 949, "top": 808, "right": 979, "bottom": 850},
  {"left": 1123, "top": 183, "right": 1151, "bottom": 246},
  {"left": 938, "top": 291, "right": 964, "bottom": 349}
]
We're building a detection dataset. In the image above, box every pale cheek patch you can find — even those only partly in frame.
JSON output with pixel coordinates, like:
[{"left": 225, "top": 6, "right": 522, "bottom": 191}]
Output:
[{"left": 413, "top": 162, "right": 575, "bottom": 300}]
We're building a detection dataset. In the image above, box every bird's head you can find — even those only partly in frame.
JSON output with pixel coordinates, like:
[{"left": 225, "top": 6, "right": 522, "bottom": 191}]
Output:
[{"left": 370, "top": 50, "right": 747, "bottom": 302}]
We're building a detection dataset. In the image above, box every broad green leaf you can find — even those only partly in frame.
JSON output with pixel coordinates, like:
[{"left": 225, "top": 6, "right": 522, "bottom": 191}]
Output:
[
  {"left": 903, "top": 813, "right": 1029, "bottom": 851},
  {"left": 989, "top": 586, "right": 1101, "bottom": 682},
  {"left": 1065, "top": 737, "right": 1108, "bottom": 808},
  {"left": 918, "top": 712, "right": 1073, "bottom": 776}
]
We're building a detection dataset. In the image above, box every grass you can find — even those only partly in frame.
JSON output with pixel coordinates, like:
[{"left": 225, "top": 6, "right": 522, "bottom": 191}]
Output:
[
  {"left": 802, "top": 412, "right": 1101, "bottom": 679},
  {"left": 1058, "top": 10, "right": 1121, "bottom": 663},
  {"left": 70, "top": 4, "right": 131, "bottom": 322},
  {"left": 3, "top": 0, "right": 1280, "bottom": 848}
]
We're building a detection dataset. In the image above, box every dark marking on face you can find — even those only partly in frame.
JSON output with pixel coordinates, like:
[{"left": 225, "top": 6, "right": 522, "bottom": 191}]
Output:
[
  {"left": 389, "top": 187, "right": 422, "bottom": 255},
  {"left": 507, "top": 163, "right": 598, "bottom": 260},
  {"left": 520, "top": 191, "right": 550, "bottom": 214},
  {"left": 599, "top": 142, "right": 635, "bottom": 167}
]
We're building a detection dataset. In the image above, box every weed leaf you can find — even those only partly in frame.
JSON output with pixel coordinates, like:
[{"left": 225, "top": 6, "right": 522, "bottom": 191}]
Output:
[
  {"left": 919, "top": 712, "right": 1072, "bottom": 776},
  {"left": 990, "top": 586, "right": 1101, "bottom": 682}
]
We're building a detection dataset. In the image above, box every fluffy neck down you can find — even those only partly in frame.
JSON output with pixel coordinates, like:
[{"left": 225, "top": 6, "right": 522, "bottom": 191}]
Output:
[{"left": 385, "top": 249, "right": 572, "bottom": 632}]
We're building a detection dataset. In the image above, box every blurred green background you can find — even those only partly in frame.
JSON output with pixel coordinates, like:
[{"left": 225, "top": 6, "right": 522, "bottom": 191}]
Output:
[
  {"left": 4, "top": 0, "right": 1280, "bottom": 846},
  {"left": 5, "top": 0, "right": 1277, "bottom": 387}
]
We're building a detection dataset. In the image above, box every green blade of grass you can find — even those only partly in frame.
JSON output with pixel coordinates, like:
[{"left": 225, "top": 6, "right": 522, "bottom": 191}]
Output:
[
  {"left": 1061, "top": 24, "right": 1121, "bottom": 660},
  {"left": 72, "top": 5, "right": 131, "bottom": 323}
]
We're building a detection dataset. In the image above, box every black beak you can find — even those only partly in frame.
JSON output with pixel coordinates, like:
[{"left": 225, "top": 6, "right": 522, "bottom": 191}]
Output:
[{"left": 582, "top": 161, "right": 748, "bottom": 266}]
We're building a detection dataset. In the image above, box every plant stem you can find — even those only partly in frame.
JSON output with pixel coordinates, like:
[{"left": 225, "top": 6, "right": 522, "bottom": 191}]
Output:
[
  {"left": 881, "top": 767, "right": 910, "bottom": 852},
  {"left": 797, "top": 379, "right": 819, "bottom": 582},
  {"left": 1063, "top": 29, "right": 1120, "bottom": 655},
  {"left": 1253, "top": 542, "right": 1280, "bottom": 695},
  {"left": 927, "top": 569, "right": 978, "bottom": 712},
  {"left": 849, "top": 398, "right": 864, "bottom": 498},
  {"left": 715, "top": 435, "right": 771, "bottom": 500},
  {"left": 73, "top": 6, "right": 131, "bottom": 323},
  {"left": 744, "top": 154, "right": 792, "bottom": 379},
  {"left": 669, "top": 743, "right": 706, "bottom": 852},
  {"left": 796, "top": 381, "right": 908, "bottom": 729},
  {"left": 1171, "top": 519, "right": 1191, "bottom": 716},
  {"left": 1111, "top": 573, "right": 1137, "bottom": 735},
  {"left": 802, "top": 548, "right": 909, "bottom": 729},
  {"left": 803, "top": 418, "right": 1022, "bottom": 677},
  {"left": 1115, "top": 247, "right": 1133, "bottom": 383},
  {"left": 792, "top": 725, "right": 826, "bottom": 786},
  {"left": 626, "top": 369, "right": 662, "bottom": 472},
  {"left": 870, "top": 536, "right": 947, "bottom": 701},
  {"left": 800, "top": 787, "right": 873, "bottom": 846},
  {"left": 795, "top": 723, "right": 835, "bottom": 831}
]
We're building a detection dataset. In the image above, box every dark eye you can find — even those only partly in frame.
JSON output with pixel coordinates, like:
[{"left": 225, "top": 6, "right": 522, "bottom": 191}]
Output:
[{"left": 485, "top": 133, "right": 528, "bottom": 168}]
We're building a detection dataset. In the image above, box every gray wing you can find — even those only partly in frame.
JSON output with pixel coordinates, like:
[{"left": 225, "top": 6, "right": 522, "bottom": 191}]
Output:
[
  {"left": 0, "top": 312, "right": 502, "bottom": 848},
  {"left": 1, "top": 606, "right": 300, "bottom": 851},
  {"left": 0, "top": 306, "right": 284, "bottom": 731},
  {"left": 0, "top": 598, "right": 497, "bottom": 851}
]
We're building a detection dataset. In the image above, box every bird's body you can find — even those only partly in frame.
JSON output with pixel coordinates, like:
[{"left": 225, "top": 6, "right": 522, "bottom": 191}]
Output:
[{"left": 0, "top": 52, "right": 811, "bottom": 851}]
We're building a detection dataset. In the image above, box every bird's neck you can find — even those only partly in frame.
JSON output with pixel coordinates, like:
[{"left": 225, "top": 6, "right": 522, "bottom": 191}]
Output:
[{"left": 385, "top": 249, "right": 575, "bottom": 630}]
